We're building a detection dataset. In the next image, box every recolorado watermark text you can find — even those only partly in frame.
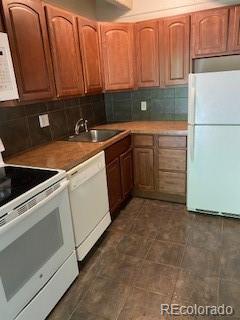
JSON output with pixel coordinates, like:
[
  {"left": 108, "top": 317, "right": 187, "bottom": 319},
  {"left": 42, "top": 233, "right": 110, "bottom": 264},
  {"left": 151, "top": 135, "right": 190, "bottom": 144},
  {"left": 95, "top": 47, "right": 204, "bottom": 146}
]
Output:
[{"left": 160, "top": 304, "right": 234, "bottom": 317}]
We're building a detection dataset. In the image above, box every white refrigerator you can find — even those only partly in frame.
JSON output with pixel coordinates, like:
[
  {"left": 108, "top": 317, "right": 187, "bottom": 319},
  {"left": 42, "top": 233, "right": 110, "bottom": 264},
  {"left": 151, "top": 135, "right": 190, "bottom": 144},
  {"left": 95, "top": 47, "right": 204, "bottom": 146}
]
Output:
[{"left": 187, "top": 70, "right": 240, "bottom": 217}]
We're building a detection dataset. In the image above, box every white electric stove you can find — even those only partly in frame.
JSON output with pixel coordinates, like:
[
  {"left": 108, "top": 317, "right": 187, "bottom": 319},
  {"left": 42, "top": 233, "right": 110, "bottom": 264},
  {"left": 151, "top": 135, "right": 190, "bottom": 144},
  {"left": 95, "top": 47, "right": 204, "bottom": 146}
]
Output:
[{"left": 0, "top": 138, "right": 79, "bottom": 320}]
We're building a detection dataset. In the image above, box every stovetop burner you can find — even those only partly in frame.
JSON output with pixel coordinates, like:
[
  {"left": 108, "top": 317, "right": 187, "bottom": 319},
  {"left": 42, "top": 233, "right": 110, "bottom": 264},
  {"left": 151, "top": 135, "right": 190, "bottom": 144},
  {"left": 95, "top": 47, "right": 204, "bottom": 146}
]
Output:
[{"left": 0, "top": 166, "right": 58, "bottom": 207}]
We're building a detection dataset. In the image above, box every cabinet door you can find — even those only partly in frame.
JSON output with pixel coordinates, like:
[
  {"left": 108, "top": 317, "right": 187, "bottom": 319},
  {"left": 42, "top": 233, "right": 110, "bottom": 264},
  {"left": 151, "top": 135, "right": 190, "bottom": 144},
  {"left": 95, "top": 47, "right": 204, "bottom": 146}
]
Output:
[
  {"left": 228, "top": 6, "right": 240, "bottom": 52},
  {"left": 0, "top": 11, "right": 5, "bottom": 32},
  {"left": 120, "top": 148, "right": 133, "bottom": 198},
  {"left": 2, "top": 0, "right": 55, "bottom": 101},
  {"left": 100, "top": 23, "right": 134, "bottom": 91},
  {"left": 77, "top": 17, "right": 102, "bottom": 93},
  {"left": 192, "top": 8, "right": 229, "bottom": 57},
  {"left": 134, "top": 148, "right": 154, "bottom": 191},
  {"left": 106, "top": 158, "right": 122, "bottom": 213},
  {"left": 45, "top": 5, "right": 84, "bottom": 97},
  {"left": 135, "top": 20, "right": 159, "bottom": 87},
  {"left": 164, "top": 15, "right": 190, "bottom": 86}
]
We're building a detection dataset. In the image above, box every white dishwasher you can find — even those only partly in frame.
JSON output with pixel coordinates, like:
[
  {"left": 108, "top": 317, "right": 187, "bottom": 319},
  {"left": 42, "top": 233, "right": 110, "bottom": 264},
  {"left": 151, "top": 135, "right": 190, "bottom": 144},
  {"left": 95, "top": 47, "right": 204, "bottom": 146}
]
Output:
[{"left": 67, "top": 151, "right": 111, "bottom": 261}]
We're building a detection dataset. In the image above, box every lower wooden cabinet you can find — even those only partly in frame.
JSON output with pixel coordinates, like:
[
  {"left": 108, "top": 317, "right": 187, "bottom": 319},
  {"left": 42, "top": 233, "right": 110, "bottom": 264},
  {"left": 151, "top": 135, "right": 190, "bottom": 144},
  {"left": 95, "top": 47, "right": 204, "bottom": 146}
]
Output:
[
  {"left": 120, "top": 148, "right": 134, "bottom": 198},
  {"left": 106, "top": 158, "right": 122, "bottom": 213},
  {"left": 105, "top": 135, "right": 133, "bottom": 215},
  {"left": 133, "top": 148, "right": 154, "bottom": 191},
  {"left": 133, "top": 134, "right": 187, "bottom": 203},
  {"left": 158, "top": 171, "right": 186, "bottom": 197}
]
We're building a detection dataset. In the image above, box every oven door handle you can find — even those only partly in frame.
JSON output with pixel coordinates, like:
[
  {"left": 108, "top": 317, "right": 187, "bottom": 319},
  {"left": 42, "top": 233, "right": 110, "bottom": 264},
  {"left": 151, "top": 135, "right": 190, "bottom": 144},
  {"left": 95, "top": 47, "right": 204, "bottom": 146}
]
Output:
[{"left": 0, "top": 179, "right": 69, "bottom": 235}]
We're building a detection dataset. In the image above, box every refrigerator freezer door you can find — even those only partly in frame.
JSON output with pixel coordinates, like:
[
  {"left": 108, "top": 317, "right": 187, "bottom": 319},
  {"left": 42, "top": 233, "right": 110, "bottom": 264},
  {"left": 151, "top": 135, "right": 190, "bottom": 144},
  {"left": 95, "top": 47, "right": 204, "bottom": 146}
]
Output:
[
  {"left": 187, "top": 125, "right": 240, "bottom": 216},
  {"left": 188, "top": 71, "right": 240, "bottom": 125}
]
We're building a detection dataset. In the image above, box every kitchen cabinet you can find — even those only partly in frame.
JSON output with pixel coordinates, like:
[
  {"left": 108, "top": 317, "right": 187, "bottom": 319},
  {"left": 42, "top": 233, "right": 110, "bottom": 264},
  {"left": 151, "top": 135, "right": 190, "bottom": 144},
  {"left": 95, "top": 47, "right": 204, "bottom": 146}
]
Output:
[
  {"left": 45, "top": 5, "right": 84, "bottom": 97},
  {"left": 191, "top": 8, "right": 229, "bottom": 57},
  {"left": 100, "top": 23, "right": 135, "bottom": 91},
  {"left": 2, "top": 0, "right": 55, "bottom": 101},
  {"left": 157, "top": 135, "right": 186, "bottom": 200},
  {"left": 164, "top": 15, "right": 190, "bottom": 85},
  {"left": 228, "top": 6, "right": 240, "bottom": 52},
  {"left": 135, "top": 20, "right": 159, "bottom": 87},
  {"left": 134, "top": 148, "right": 154, "bottom": 191},
  {"left": 133, "top": 134, "right": 187, "bottom": 203},
  {"left": 120, "top": 148, "right": 133, "bottom": 198},
  {"left": 77, "top": 17, "right": 103, "bottom": 93},
  {"left": 105, "top": 135, "right": 133, "bottom": 215},
  {"left": 133, "top": 134, "right": 155, "bottom": 191},
  {"left": 0, "top": 11, "right": 5, "bottom": 31},
  {"left": 106, "top": 158, "right": 122, "bottom": 214}
]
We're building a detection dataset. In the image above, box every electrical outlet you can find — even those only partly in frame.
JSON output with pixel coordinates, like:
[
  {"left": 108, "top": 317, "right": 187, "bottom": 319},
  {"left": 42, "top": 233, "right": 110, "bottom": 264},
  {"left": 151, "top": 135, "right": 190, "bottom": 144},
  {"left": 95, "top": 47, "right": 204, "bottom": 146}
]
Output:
[
  {"left": 141, "top": 101, "right": 147, "bottom": 111},
  {"left": 39, "top": 114, "right": 50, "bottom": 128}
]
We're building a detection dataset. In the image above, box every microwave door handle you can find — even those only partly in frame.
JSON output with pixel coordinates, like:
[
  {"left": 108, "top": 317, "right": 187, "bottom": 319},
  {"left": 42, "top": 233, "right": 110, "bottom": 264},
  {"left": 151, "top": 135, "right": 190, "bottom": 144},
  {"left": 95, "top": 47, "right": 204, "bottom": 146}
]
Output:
[{"left": 0, "top": 180, "right": 69, "bottom": 236}]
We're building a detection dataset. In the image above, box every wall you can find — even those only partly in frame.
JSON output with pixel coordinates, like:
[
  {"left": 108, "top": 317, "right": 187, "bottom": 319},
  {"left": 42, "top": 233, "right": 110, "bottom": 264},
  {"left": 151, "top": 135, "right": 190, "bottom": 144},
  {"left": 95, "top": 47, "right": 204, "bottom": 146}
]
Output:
[
  {"left": 105, "top": 87, "right": 188, "bottom": 122},
  {"left": 0, "top": 95, "right": 106, "bottom": 158},
  {"left": 45, "top": 0, "right": 96, "bottom": 18},
  {"left": 97, "top": 0, "right": 240, "bottom": 21}
]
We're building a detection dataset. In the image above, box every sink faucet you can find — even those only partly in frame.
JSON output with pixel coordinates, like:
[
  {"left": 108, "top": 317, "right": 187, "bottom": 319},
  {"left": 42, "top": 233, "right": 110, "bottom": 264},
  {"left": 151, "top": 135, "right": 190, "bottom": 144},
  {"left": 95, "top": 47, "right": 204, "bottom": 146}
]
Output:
[{"left": 75, "top": 118, "right": 88, "bottom": 135}]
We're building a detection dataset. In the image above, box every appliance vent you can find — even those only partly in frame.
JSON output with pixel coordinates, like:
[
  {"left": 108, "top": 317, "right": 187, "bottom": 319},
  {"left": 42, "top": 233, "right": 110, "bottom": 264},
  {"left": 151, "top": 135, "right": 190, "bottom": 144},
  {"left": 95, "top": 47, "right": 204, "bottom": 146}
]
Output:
[
  {"left": 17, "top": 204, "right": 28, "bottom": 216},
  {"left": 28, "top": 198, "right": 37, "bottom": 209},
  {"left": 196, "top": 209, "right": 218, "bottom": 215},
  {"left": 45, "top": 186, "right": 54, "bottom": 197},
  {"left": 0, "top": 218, "right": 6, "bottom": 227},
  {"left": 53, "top": 182, "right": 60, "bottom": 191},
  {"left": 221, "top": 212, "right": 240, "bottom": 219},
  {"left": 105, "top": 0, "right": 132, "bottom": 9}
]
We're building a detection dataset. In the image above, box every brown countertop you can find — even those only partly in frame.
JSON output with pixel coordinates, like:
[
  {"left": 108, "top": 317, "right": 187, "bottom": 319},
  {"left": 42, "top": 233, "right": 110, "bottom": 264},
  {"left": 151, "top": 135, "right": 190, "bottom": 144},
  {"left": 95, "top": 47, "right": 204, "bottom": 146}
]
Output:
[
  {"left": 95, "top": 121, "right": 188, "bottom": 135},
  {"left": 6, "top": 130, "right": 130, "bottom": 171},
  {"left": 7, "top": 121, "right": 187, "bottom": 171}
]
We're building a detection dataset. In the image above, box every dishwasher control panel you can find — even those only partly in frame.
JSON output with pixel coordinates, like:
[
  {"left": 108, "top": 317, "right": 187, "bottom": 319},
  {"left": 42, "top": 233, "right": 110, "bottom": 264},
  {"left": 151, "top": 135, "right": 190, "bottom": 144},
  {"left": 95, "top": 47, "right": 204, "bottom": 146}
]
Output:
[{"left": 68, "top": 151, "right": 106, "bottom": 191}]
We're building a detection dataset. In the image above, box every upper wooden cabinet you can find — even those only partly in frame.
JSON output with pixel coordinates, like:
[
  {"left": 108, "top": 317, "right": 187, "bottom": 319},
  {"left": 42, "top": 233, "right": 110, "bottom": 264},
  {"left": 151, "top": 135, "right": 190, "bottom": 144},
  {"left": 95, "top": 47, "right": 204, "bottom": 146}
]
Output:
[
  {"left": 135, "top": 20, "right": 159, "bottom": 88},
  {"left": 164, "top": 15, "right": 190, "bottom": 86},
  {"left": 77, "top": 17, "right": 102, "bottom": 94},
  {"left": 100, "top": 23, "right": 135, "bottom": 91},
  {"left": 45, "top": 5, "right": 84, "bottom": 97},
  {"left": 2, "top": 0, "right": 55, "bottom": 101},
  {"left": 228, "top": 6, "right": 240, "bottom": 52},
  {"left": 0, "top": 10, "right": 5, "bottom": 31},
  {"left": 192, "top": 8, "right": 229, "bottom": 57}
]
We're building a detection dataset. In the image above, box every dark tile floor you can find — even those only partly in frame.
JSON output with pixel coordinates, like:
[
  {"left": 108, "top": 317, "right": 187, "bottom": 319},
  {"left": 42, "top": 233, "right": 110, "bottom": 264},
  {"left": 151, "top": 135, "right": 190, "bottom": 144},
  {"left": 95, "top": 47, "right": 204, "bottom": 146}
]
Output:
[{"left": 47, "top": 198, "right": 240, "bottom": 320}]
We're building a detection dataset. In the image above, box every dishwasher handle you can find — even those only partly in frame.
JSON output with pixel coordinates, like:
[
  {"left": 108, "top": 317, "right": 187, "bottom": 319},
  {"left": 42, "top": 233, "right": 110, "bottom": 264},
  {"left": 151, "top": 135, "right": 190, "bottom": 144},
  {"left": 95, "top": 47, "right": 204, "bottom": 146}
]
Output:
[{"left": 70, "top": 160, "right": 105, "bottom": 191}]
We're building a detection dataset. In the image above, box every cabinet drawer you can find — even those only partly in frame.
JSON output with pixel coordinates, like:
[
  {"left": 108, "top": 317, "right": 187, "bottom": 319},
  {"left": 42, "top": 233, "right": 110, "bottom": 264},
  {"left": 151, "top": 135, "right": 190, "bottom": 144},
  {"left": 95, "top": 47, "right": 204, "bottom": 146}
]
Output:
[
  {"left": 105, "top": 135, "right": 131, "bottom": 164},
  {"left": 159, "top": 149, "right": 186, "bottom": 171},
  {"left": 133, "top": 134, "right": 154, "bottom": 147},
  {"left": 158, "top": 136, "right": 186, "bottom": 148},
  {"left": 158, "top": 171, "right": 186, "bottom": 195}
]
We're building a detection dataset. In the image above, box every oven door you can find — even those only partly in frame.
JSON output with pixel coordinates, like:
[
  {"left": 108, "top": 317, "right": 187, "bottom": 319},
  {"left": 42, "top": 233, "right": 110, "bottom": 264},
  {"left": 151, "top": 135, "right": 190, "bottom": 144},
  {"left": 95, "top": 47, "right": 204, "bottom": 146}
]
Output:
[{"left": 0, "top": 179, "right": 76, "bottom": 320}]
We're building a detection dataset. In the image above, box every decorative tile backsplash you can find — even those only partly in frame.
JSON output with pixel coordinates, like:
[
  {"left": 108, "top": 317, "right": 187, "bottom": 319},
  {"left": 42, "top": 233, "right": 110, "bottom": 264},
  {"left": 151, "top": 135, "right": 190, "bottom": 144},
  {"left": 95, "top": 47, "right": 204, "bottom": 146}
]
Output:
[
  {"left": 0, "top": 94, "right": 106, "bottom": 158},
  {"left": 0, "top": 87, "right": 188, "bottom": 158},
  {"left": 105, "top": 87, "right": 188, "bottom": 122}
]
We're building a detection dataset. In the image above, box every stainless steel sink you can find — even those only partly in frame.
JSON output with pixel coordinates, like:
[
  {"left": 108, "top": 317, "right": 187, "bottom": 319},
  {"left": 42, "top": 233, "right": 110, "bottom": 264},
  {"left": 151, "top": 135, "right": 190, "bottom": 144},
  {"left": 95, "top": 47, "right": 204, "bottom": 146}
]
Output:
[{"left": 65, "top": 129, "right": 123, "bottom": 143}]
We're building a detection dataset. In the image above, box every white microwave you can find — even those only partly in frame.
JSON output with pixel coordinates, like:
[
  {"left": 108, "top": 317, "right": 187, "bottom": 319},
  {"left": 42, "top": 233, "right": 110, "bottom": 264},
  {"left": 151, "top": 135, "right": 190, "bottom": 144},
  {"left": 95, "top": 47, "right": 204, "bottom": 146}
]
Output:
[{"left": 0, "top": 32, "right": 19, "bottom": 101}]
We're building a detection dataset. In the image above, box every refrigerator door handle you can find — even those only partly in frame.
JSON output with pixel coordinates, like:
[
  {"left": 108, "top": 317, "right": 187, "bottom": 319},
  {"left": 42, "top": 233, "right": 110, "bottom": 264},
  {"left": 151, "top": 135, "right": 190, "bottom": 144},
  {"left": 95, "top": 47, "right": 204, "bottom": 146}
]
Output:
[
  {"left": 189, "top": 125, "right": 195, "bottom": 161},
  {"left": 188, "top": 74, "right": 196, "bottom": 124}
]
